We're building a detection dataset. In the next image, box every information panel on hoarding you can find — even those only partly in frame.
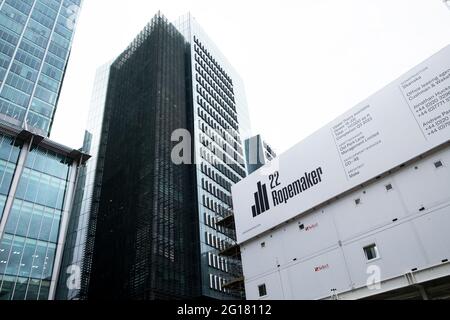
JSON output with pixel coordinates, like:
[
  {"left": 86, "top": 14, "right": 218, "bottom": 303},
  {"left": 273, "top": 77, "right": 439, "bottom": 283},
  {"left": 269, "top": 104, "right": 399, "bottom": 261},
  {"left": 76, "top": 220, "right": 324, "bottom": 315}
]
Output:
[{"left": 233, "top": 45, "right": 450, "bottom": 244}]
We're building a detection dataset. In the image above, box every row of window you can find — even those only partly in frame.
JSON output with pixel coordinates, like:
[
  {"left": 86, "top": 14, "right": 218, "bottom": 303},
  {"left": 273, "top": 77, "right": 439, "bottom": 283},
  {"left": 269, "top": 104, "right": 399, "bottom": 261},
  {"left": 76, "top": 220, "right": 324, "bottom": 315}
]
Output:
[
  {"left": 0, "top": 9, "right": 25, "bottom": 36},
  {"left": 196, "top": 83, "right": 236, "bottom": 133},
  {"left": 198, "top": 107, "right": 242, "bottom": 155},
  {"left": 25, "top": 110, "right": 51, "bottom": 132},
  {"left": 0, "top": 276, "right": 51, "bottom": 300},
  {"left": 198, "top": 116, "right": 243, "bottom": 169},
  {"left": 199, "top": 121, "right": 242, "bottom": 168},
  {"left": 0, "top": 95, "right": 53, "bottom": 133},
  {"left": 195, "top": 64, "right": 236, "bottom": 117},
  {"left": 0, "top": 98, "right": 26, "bottom": 122},
  {"left": 209, "top": 273, "right": 230, "bottom": 294},
  {"left": 194, "top": 47, "right": 235, "bottom": 100},
  {"left": 193, "top": 36, "right": 233, "bottom": 92},
  {"left": 202, "top": 193, "right": 230, "bottom": 218},
  {"left": 204, "top": 231, "right": 229, "bottom": 251},
  {"left": 19, "top": 38, "right": 45, "bottom": 61},
  {"left": 0, "top": 37, "right": 17, "bottom": 58},
  {"left": 9, "top": 59, "right": 39, "bottom": 82},
  {"left": 208, "top": 252, "right": 229, "bottom": 272},
  {"left": 4, "top": 38, "right": 65, "bottom": 78},
  {"left": 0, "top": 74, "right": 60, "bottom": 121},
  {"left": 195, "top": 76, "right": 238, "bottom": 131},
  {"left": 14, "top": 167, "right": 67, "bottom": 210},
  {"left": 4, "top": 198, "right": 62, "bottom": 243},
  {"left": 0, "top": 28, "right": 19, "bottom": 48},
  {"left": 204, "top": 212, "right": 226, "bottom": 234},
  {"left": 6, "top": 72, "right": 35, "bottom": 94},
  {"left": 0, "top": 54, "right": 10, "bottom": 71},
  {"left": 197, "top": 92, "right": 239, "bottom": 144},
  {"left": 200, "top": 146, "right": 240, "bottom": 184},
  {"left": 195, "top": 67, "right": 236, "bottom": 120},
  {"left": 201, "top": 177, "right": 232, "bottom": 207},
  {"left": 197, "top": 95, "right": 243, "bottom": 157},
  {"left": 199, "top": 132, "right": 244, "bottom": 179},
  {"left": 1, "top": 84, "right": 30, "bottom": 107},
  {"left": 14, "top": 47, "right": 41, "bottom": 70},
  {"left": 0, "top": 233, "right": 56, "bottom": 281},
  {"left": 200, "top": 162, "right": 232, "bottom": 192},
  {"left": 5, "top": 0, "right": 33, "bottom": 17},
  {"left": 199, "top": 131, "right": 245, "bottom": 179},
  {"left": 33, "top": 0, "right": 59, "bottom": 20},
  {"left": 29, "top": 98, "right": 53, "bottom": 117}
]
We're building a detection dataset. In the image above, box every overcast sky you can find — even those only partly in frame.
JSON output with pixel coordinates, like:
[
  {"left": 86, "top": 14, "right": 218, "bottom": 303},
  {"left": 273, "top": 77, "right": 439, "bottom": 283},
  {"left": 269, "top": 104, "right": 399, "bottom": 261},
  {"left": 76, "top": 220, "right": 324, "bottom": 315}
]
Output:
[{"left": 51, "top": 0, "right": 450, "bottom": 153}]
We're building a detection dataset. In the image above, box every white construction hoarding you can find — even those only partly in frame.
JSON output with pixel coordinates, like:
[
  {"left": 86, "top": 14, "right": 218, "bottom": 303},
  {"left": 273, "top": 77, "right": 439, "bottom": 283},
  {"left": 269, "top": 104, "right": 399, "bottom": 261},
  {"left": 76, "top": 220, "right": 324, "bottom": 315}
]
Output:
[{"left": 233, "top": 45, "right": 450, "bottom": 244}]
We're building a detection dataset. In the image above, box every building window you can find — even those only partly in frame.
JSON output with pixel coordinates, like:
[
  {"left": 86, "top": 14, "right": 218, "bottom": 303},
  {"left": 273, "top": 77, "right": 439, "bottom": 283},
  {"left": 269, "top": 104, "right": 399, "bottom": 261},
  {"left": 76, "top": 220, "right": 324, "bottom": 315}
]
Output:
[
  {"left": 385, "top": 184, "right": 393, "bottom": 191},
  {"left": 261, "top": 242, "right": 266, "bottom": 248},
  {"left": 355, "top": 198, "right": 361, "bottom": 205},
  {"left": 258, "top": 284, "right": 267, "bottom": 297},
  {"left": 363, "top": 244, "right": 379, "bottom": 261},
  {"left": 434, "top": 160, "right": 443, "bottom": 168}
]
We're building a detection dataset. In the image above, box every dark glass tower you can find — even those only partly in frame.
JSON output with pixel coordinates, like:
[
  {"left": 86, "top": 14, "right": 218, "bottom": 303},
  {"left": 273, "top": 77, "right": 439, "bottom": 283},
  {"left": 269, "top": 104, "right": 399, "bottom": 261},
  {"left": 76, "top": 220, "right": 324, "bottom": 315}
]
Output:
[{"left": 86, "top": 14, "right": 200, "bottom": 300}]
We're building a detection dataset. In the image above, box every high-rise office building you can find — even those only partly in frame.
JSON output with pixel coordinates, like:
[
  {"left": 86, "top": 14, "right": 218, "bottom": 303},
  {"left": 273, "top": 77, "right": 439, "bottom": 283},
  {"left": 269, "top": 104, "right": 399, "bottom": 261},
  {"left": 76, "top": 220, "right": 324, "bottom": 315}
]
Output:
[
  {"left": 0, "top": 0, "right": 82, "bottom": 136},
  {"left": 0, "top": 0, "right": 86, "bottom": 300},
  {"left": 57, "top": 12, "right": 251, "bottom": 300},
  {"left": 176, "top": 13, "right": 250, "bottom": 300}
]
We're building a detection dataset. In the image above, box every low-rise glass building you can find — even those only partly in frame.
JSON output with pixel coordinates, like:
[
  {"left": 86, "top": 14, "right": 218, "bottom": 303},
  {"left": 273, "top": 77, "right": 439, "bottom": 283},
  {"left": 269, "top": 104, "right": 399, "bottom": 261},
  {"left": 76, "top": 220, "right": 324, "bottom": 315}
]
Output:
[{"left": 0, "top": 123, "right": 88, "bottom": 300}]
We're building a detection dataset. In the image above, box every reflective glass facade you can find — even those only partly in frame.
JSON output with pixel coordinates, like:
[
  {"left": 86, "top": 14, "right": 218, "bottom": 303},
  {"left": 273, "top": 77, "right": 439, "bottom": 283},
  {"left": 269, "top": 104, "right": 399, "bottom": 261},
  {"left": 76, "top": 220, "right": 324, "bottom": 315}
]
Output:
[
  {"left": 0, "top": 0, "right": 82, "bottom": 136},
  {"left": 56, "top": 63, "right": 111, "bottom": 300},
  {"left": 0, "top": 128, "right": 87, "bottom": 300},
  {"left": 0, "top": 134, "right": 21, "bottom": 221},
  {"left": 86, "top": 14, "right": 200, "bottom": 300}
]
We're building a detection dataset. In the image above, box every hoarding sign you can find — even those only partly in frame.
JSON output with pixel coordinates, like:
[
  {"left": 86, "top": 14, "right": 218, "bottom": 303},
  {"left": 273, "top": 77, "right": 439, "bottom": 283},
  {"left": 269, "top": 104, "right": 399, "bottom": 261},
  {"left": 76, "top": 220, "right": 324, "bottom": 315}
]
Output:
[{"left": 233, "top": 45, "right": 450, "bottom": 244}]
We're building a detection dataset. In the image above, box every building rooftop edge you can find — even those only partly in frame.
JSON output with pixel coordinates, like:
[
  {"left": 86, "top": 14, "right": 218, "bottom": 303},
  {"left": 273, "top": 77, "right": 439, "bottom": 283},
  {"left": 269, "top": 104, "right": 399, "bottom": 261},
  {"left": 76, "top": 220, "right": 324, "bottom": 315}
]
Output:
[{"left": 0, "top": 121, "right": 91, "bottom": 165}]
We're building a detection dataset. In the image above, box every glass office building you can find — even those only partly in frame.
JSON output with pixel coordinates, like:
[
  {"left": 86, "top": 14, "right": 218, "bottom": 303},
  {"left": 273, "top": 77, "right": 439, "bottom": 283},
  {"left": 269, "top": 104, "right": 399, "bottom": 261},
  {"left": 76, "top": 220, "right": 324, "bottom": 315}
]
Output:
[
  {"left": 58, "top": 12, "right": 251, "bottom": 300},
  {"left": 0, "top": 0, "right": 82, "bottom": 136},
  {"left": 0, "top": 123, "right": 89, "bottom": 300},
  {"left": 0, "top": 0, "right": 86, "bottom": 300},
  {"left": 56, "top": 63, "right": 111, "bottom": 300}
]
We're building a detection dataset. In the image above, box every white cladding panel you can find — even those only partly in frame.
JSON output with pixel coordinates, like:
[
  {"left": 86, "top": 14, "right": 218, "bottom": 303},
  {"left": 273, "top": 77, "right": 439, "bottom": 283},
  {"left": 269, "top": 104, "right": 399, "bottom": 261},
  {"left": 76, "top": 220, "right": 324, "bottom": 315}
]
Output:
[
  {"left": 241, "top": 147, "right": 450, "bottom": 300},
  {"left": 233, "top": 45, "right": 450, "bottom": 244}
]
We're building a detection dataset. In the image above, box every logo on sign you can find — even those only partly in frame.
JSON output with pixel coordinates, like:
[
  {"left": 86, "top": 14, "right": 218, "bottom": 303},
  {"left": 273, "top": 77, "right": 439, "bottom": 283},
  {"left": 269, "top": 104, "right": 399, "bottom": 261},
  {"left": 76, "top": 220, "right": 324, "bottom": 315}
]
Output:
[
  {"left": 251, "top": 182, "right": 270, "bottom": 217},
  {"left": 251, "top": 167, "right": 324, "bottom": 218}
]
